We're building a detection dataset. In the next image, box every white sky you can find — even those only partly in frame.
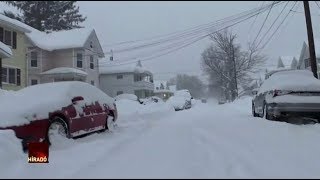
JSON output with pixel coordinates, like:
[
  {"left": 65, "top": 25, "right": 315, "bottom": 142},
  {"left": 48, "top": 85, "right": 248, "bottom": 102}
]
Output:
[{"left": 1, "top": 1, "right": 320, "bottom": 83}]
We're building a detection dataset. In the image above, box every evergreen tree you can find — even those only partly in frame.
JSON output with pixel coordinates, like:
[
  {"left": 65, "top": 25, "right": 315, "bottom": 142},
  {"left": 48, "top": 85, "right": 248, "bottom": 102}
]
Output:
[{"left": 3, "top": 1, "right": 86, "bottom": 32}]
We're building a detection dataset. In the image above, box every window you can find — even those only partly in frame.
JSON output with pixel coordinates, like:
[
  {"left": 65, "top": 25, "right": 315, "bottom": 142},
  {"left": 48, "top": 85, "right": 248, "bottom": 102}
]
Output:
[
  {"left": 2, "top": 67, "right": 21, "bottom": 85},
  {"left": 91, "top": 80, "right": 94, "bottom": 85},
  {"left": 8, "top": 68, "right": 15, "bottom": 84},
  {"left": 0, "top": 27, "right": 16, "bottom": 49},
  {"left": 16, "top": 69, "right": 20, "bottom": 86},
  {"left": 134, "top": 74, "right": 142, "bottom": 82},
  {"left": 90, "top": 55, "right": 94, "bottom": 69},
  {"left": 117, "top": 91, "right": 123, "bottom": 95},
  {"left": 31, "top": 79, "right": 38, "bottom": 85},
  {"left": 77, "top": 53, "right": 83, "bottom": 68},
  {"left": 0, "top": 27, "right": 3, "bottom": 43},
  {"left": 2, "top": 68, "right": 7, "bottom": 83},
  {"left": 4, "top": 30, "right": 11, "bottom": 46},
  {"left": 305, "top": 59, "right": 310, "bottom": 68},
  {"left": 117, "top": 74, "right": 123, "bottom": 79},
  {"left": 30, "top": 52, "right": 38, "bottom": 67}
]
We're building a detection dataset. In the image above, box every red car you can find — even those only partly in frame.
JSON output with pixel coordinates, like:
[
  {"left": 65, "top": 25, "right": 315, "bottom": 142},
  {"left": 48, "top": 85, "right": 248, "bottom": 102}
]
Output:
[{"left": 0, "top": 81, "right": 118, "bottom": 151}]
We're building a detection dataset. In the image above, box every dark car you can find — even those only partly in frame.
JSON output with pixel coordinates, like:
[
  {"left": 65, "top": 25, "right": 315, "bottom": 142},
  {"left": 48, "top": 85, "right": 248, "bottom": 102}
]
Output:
[
  {"left": 252, "top": 70, "right": 320, "bottom": 123},
  {"left": 0, "top": 81, "right": 118, "bottom": 151}
]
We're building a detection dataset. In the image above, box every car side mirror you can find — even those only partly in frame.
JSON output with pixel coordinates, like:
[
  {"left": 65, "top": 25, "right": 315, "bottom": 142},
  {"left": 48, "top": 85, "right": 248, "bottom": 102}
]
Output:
[{"left": 72, "top": 96, "right": 84, "bottom": 104}]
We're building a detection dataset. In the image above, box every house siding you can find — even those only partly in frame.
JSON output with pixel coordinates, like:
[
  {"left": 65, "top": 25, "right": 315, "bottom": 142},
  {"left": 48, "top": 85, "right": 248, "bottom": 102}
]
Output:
[
  {"left": 2, "top": 30, "right": 27, "bottom": 90},
  {"left": 99, "top": 73, "right": 154, "bottom": 98}
]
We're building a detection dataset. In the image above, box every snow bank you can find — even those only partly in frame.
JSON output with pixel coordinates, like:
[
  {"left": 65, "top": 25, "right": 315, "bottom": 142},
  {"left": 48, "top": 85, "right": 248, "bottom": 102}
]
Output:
[
  {"left": 0, "top": 81, "right": 115, "bottom": 128},
  {"left": 114, "top": 94, "right": 138, "bottom": 101},
  {"left": 258, "top": 70, "right": 320, "bottom": 94},
  {"left": 0, "top": 130, "right": 24, "bottom": 161}
]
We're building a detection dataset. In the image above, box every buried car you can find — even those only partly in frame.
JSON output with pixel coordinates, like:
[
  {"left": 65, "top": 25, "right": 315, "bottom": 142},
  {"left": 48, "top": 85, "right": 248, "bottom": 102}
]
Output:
[
  {"left": 252, "top": 70, "right": 320, "bottom": 123},
  {"left": 0, "top": 81, "right": 117, "bottom": 151},
  {"left": 167, "top": 89, "right": 192, "bottom": 111}
]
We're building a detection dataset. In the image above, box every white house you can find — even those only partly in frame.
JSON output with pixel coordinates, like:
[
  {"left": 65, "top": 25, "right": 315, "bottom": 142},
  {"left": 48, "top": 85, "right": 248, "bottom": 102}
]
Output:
[
  {"left": 99, "top": 61, "right": 154, "bottom": 98},
  {"left": 153, "top": 80, "right": 174, "bottom": 101},
  {"left": 25, "top": 27, "right": 104, "bottom": 87},
  {"left": 297, "top": 40, "right": 320, "bottom": 77}
]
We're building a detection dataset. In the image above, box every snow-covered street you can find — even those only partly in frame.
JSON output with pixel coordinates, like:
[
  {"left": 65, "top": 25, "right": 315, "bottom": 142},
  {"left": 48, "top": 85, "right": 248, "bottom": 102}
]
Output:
[{"left": 2, "top": 97, "right": 320, "bottom": 178}]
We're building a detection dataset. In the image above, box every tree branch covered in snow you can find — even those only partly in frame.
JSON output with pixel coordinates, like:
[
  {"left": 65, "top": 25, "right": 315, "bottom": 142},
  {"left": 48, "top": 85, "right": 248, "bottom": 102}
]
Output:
[
  {"left": 201, "top": 29, "right": 265, "bottom": 101},
  {"left": 3, "top": 1, "right": 87, "bottom": 32}
]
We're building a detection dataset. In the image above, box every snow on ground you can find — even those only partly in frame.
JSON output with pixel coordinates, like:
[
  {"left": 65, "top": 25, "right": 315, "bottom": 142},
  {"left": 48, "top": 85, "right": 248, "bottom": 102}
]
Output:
[{"left": 1, "top": 97, "right": 320, "bottom": 178}]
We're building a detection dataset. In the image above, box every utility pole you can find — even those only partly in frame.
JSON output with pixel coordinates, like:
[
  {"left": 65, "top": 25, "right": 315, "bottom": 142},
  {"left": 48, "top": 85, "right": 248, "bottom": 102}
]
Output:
[
  {"left": 0, "top": 58, "right": 2, "bottom": 89},
  {"left": 303, "top": 1, "right": 318, "bottom": 78}
]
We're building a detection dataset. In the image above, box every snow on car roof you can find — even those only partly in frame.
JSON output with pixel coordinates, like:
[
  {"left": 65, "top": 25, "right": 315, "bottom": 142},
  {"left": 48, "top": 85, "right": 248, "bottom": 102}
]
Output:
[
  {"left": 0, "top": 81, "right": 114, "bottom": 128},
  {"left": 258, "top": 70, "right": 320, "bottom": 94}
]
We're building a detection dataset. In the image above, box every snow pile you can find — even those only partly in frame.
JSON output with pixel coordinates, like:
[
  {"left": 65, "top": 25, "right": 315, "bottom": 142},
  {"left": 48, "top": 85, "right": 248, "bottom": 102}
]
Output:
[
  {"left": 114, "top": 94, "right": 138, "bottom": 102},
  {"left": 41, "top": 67, "right": 88, "bottom": 76},
  {"left": 166, "top": 96, "right": 187, "bottom": 110},
  {"left": 0, "top": 81, "right": 115, "bottom": 128},
  {"left": 0, "top": 130, "right": 24, "bottom": 161},
  {"left": 0, "top": 41, "right": 12, "bottom": 57},
  {"left": 26, "top": 28, "right": 94, "bottom": 51},
  {"left": 258, "top": 70, "right": 320, "bottom": 94}
]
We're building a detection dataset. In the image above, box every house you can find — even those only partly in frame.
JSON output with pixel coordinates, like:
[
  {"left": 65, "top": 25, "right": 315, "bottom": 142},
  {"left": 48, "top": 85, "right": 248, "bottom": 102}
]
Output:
[
  {"left": 153, "top": 80, "right": 174, "bottom": 101},
  {"left": 99, "top": 60, "right": 154, "bottom": 98},
  {"left": 265, "top": 56, "right": 298, "bottom": 79},
  {"left": 297, "top": 40, "right": 320, "bottom": 77},
  {"left": 277, "top": 56, "right": 298, "bottom": 69},
  {"left": 0, "top": 14, "right": 31, "bottom": 90},
  {"left": 25, "top": 27, "right": 104, "bottom": 87}
]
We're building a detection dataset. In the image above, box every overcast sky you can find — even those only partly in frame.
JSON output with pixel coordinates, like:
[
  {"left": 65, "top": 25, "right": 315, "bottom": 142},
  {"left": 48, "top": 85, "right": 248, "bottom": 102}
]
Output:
[{"left": 2, "top": 1, "right": 320, "bottom": 83}]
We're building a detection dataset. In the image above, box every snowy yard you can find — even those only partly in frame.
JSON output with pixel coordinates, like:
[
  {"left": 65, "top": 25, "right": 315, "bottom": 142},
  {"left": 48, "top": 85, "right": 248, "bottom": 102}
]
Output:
[{"left": 1, "top": 97, "right": 320, "bottom": 178}]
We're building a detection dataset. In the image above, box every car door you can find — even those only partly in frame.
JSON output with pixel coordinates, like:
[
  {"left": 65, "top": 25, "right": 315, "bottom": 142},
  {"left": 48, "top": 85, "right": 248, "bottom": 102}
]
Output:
[{"left": 69, "top": 100, "right": 93, "bottom": 137}]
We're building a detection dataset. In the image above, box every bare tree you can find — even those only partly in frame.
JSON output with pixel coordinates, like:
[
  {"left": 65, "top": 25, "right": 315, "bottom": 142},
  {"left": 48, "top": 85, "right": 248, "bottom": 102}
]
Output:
[{"left": 201, "top": 29, "right": 265, "bottom": 102}]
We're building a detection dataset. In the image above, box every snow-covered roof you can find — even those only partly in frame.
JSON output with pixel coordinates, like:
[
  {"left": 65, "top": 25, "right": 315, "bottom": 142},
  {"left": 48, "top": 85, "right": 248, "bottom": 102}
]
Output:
[
  {"left": 0, "top": 81, "right": 115, "bottom": 128},
  {"left": 0, "top": 41, "right": 12, "bottom": 58},
  {"left": 0, "top": 14, "right": 31, "bottom": 33},
  {"left": 258, "top": 70, "right": 320, "bottom": 94},
  {"left": 26, "top": 27, "right": 95, "bottom": 52},
  {"left": 99, "top": 61, "right": 152, "bottom": 75},
  {"left": 41, "top": 67, "right": 88, "bottom": 76},
  {"left": 279, "top": 56, "right": 294, "bottom": 68}
]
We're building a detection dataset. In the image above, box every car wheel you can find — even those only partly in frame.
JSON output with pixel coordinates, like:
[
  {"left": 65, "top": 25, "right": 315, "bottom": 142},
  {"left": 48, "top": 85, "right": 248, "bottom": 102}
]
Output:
[
  {"left": 263, "top": 103, "right": 272, "bottom": 120},
  {"left": 252, "top": 102, "right": 258, "bottom": 117},
  {"left": 46, "top": 117, "right": 69, "bottom": 146}
]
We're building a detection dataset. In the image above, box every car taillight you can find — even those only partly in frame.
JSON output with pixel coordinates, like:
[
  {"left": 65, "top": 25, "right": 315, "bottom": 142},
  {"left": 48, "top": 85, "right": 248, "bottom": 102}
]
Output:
[{"left": 273, "top": 89, "right": 291, "bottom": 97}]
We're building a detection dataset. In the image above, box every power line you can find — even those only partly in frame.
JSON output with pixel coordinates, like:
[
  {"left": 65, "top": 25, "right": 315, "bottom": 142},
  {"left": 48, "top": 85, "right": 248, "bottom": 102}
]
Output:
[
  {"left": 260, "top": 1, "right": 298, "bottom": 50},
  {"left": 99, "top": 2, "right": 283, "bottom": 68},
  {"left": 251, "top": 1, "right": 275, "bottom": 47},
  {"left": 247, "top": 1, "right": 265, "bottom": 44},
  {"left": 256, "top": 1, "right": 290, "bottom": 48}
]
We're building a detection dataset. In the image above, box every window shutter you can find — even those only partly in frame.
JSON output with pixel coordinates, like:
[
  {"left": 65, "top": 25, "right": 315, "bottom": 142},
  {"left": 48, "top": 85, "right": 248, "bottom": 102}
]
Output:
[
  {"left": 16, "top": 69, "right": 21, "bottom": 86},
  {"left": 12, "top": 31, "right": 17, "bottom": 49},
  {"left": 0, "top": 27, "right": 3, "bottom": 42}
]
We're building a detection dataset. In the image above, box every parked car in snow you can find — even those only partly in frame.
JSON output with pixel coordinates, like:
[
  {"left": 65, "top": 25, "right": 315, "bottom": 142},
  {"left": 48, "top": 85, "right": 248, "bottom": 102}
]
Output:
[
  {"left": 0, "top": 81, "right": 118, "bottom": 151},
  {"left": 167, "top": 90, "right": 192, "bottom": 111},
  {"left": 140, "top": 96, "right": 164, "bottom": 105},
  {"left": 252, "top": 70, "right": 320, "bottom": 123}
]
